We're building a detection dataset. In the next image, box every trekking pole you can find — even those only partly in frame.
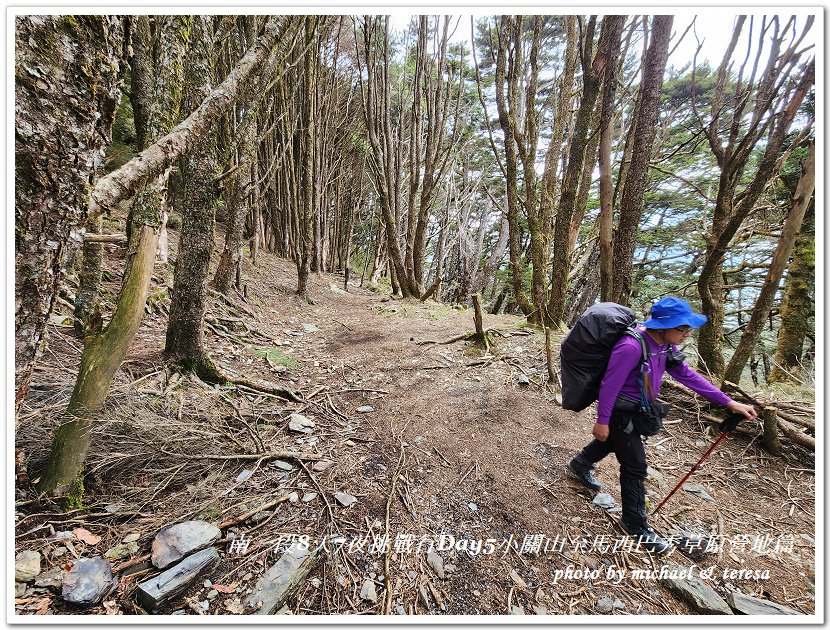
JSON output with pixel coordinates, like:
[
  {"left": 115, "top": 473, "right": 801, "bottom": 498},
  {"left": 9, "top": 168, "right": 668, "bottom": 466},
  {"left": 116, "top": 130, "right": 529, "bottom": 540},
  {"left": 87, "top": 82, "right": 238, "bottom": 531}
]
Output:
[{"left": 651, "top": 413, "right": 745, "bottom": 515}]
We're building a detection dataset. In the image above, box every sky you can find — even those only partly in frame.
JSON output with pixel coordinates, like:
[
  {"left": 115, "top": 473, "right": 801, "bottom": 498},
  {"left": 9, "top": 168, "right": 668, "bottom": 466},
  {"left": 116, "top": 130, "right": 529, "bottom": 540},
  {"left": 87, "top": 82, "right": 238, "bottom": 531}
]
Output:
[{"left": 386, "top": 10, "right": 818, "bottom": 68}]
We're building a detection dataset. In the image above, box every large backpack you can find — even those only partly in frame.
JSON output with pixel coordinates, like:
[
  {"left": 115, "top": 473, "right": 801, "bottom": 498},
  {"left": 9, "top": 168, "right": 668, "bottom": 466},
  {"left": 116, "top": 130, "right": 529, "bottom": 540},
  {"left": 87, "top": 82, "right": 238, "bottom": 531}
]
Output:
[{"left": 559, "top": 302, "right": 648, "bottom": 412}]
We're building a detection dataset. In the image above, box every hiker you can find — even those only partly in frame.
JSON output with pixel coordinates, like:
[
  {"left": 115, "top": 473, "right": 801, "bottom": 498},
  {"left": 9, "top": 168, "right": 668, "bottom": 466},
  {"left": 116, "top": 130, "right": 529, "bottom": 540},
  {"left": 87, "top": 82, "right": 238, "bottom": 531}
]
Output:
[{"left": 567, "top": 297, "right": 757, "bottom": 554}]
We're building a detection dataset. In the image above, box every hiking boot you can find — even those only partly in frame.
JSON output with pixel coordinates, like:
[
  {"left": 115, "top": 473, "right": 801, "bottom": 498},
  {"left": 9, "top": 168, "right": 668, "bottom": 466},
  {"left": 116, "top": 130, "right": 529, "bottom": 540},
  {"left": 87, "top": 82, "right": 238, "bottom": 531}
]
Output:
[
  {"left": 567, "top": 454, "right": 602, "bottom": 491},
  {"left": 620, "top": 520, "right": 673, "bottom": 556}
]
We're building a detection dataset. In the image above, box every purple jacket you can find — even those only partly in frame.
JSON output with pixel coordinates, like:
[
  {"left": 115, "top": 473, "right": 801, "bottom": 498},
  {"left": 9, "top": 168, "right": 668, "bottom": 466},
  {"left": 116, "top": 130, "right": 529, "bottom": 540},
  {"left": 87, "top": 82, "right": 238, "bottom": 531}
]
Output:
[{"left": 596, "top": 326, "right": 732, "bottom": 426}]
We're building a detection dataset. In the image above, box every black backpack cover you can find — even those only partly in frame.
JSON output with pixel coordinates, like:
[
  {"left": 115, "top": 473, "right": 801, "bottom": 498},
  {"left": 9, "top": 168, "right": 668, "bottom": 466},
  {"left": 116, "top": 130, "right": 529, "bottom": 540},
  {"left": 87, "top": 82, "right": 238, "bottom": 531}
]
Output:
[{"left": 559, "top": 302, "right": 639, "bottom": 411}]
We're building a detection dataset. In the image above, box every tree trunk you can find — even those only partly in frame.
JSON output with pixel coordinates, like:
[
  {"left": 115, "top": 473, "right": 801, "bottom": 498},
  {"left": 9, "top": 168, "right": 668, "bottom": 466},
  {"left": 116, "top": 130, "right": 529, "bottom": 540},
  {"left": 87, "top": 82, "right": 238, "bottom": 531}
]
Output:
[
  {"left": 596, "top": 17, "right": 625, "bottom": 301},
  {"left": 769, "top": 203, "right": 814, "bottom": 383},
  {"left": 36, "top": 222, "right": 157, "bottom": 500},
  {"left": 73, "top": 215, "right": 105, "bottom": 336},
  {"left": 296, "top": 17, "right": 317, "bottom": 301},
  {"left": 695, "top": 18, "right": 814, "bottom": 378},
  {"left": 610, "top": 15, "right": 673, "bottom": 306},
  {"left": 723, "top": 141, "right": 815, "bottom": 384},
  {"left": 37, "top": 15, "right": 286, "bottom": 499},
  {"left": 15, "top": 15, "right": 125, "bottom": 407},
  {"left": 548, "top": 16, "right": 617, "bottom": 324},
  {"left": 165, "top": 15, "right": 222, "bottom": 382}
]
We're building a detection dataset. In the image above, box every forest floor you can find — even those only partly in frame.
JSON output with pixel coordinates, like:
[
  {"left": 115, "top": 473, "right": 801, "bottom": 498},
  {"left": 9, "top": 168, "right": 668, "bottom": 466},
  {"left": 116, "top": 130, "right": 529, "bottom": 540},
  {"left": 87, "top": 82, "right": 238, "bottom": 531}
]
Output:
[{"left": 14, "top": 230, "right": 817, "bottom": 618}]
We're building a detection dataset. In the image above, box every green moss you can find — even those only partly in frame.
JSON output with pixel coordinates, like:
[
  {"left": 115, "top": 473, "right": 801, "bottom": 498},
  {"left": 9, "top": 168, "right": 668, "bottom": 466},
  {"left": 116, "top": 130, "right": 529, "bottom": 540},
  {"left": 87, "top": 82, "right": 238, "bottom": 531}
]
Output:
[
  {"left": 65, "top": 471, "right": 85, "bottom": 510},
  {"left": 250, "top": 346, "right": 298, "bottom": 368}
]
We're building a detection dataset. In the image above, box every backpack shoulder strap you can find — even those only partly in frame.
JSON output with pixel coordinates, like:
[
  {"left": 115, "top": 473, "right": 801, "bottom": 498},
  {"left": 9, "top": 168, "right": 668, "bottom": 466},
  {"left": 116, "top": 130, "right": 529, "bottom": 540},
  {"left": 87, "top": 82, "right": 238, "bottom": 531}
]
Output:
[
  {"left": 623, "top": 329, "right": 648, "bottom": 366},
  {"left": 624, "top": 329, "right": 654, "bottom": 405}
]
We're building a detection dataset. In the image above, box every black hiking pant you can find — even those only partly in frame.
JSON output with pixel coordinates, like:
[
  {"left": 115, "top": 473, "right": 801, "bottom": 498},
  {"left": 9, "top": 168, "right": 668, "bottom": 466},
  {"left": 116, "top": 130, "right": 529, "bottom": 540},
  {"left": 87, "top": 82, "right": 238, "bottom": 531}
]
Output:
[{"left": 579, "top": 411, "right": 648, "bottom": 530}]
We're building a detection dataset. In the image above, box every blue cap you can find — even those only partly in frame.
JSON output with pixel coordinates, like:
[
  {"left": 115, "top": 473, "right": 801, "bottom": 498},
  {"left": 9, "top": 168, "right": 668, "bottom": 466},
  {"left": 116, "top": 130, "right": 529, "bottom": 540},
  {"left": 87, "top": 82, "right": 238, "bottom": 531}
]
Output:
[{"left": 642, "top": 297, "right": 708, "bottom": 329}]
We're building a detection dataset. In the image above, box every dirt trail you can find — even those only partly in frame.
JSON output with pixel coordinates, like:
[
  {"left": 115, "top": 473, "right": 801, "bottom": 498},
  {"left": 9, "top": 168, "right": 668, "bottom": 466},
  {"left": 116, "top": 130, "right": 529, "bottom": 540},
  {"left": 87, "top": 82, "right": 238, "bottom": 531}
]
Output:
[
  {"left": 16, "top": 246, "right": 816, "bottom": 617},
  {"left": 232, "top": 253, "right": 816, "bottom": 616}
]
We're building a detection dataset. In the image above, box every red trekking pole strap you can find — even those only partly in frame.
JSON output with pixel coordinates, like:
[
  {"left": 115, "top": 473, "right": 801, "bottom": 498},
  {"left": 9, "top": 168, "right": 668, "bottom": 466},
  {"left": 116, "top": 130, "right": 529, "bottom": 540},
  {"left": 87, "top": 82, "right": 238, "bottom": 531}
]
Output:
[{"left": 651, "top": 413, "right": 745, "bottom": 516}]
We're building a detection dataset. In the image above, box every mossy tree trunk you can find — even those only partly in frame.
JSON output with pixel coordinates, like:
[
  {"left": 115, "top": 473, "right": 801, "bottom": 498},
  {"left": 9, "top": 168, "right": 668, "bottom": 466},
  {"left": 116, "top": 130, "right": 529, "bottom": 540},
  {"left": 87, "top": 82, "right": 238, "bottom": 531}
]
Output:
[
  {"left": 36, "top": 222, "right": 158, "bottom": 500},
  {"left": 73, "top": 215, "right": 105, "bottom": 336},
  {"left": 213, "top": 17, "right": 264, "bottom": 296},
  {"left": 769, "top": 203, "right": 815, "bottom": 383},
  {"left": 165, "top": 16, "right": 222, "bottom": 382},
  {"left": 36, "top": 15, "right": 192, "bottom": 499},
  {"left": 15, "top": 15, "right": 126, "bottom": 408}
]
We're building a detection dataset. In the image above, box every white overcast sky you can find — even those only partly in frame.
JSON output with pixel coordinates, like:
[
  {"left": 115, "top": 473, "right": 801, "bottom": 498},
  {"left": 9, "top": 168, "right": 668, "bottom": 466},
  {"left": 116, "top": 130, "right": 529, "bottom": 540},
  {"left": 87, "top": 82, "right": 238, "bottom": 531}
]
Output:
[{"left": 385, "top": 10, "right": 818, "bottom": 68}]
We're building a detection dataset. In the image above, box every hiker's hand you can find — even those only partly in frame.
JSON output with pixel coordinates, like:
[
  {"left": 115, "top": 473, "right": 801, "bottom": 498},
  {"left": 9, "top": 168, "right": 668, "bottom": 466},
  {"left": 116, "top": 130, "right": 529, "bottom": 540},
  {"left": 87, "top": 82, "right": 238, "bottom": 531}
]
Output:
[
  {"left": 726, "top": 400, "right": 757, "bottom": 420},
  {"left": 592, "top": 422, "right": 610, "bottom": 442}
]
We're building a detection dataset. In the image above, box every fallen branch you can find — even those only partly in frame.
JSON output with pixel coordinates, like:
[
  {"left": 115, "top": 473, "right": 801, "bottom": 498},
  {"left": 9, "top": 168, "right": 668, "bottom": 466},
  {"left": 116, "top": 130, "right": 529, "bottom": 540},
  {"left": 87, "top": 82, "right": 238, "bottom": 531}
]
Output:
[
  {"left": 158, "top": 450, "right": 322, "bottom": 462},
  {"left": 83, "top": 233, "right": 127, "bottom": 243},
  {"left": 723, "top": 381, "right": 814, "bottom": 430},
  {"left": 216, "top": 494, "right": 291, "bottom": 529}
]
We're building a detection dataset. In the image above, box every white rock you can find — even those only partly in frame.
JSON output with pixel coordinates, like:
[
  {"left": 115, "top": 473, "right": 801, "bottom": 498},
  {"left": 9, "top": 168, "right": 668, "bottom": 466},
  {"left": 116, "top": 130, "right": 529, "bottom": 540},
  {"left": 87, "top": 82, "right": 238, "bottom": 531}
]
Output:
[
  {"left": 15, "top": 551, "right": 42, "bottom": 583},
  {"left": 360, "top": 579, "right": 378, "bottom": 603},
  {"left": 355, "top": 405, "right": 374, "bottom": 413},
  {"left": 288, "top": 413, "right": 315, "bottom": 433}
]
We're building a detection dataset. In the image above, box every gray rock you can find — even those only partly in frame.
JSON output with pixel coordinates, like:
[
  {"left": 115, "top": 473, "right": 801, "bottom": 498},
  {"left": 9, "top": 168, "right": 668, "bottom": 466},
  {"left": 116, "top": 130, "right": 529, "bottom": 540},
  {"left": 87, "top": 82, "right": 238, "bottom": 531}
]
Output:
[
  {"left": 35, "top": 567, "right": 64, "bottom": 588},
  {"left": 288, "top": 413, "right": 315, "bottom": 433},
  {"left": 288, "top": 492, "right": 300, "bottom": 503},
  {"left": 301, "top": 492, "right": 318, "bottom": 502},
  {"left": 468, "top": 502, "right": 478, "bottom": 511},
  {"left": 15, "top": 550, "right": 42, "bottom": 582},
  {"left": 246, "top": 542, "right": 321, "bottom": 614},
  {"left": 395, "top": 603, "right": 407, "bottom": 615},
  {"left": 613, "top": 598, "right": 625, "bottom": 610},
  {"left": 61, "top": 557, "right": 117, "bottom": 606},
  {"left": 727, "top": 592, "right": 801, "bottom": 615},
  {"left": 517, "top": 374, "right": 530, "bottom": 386},
  {"left": 532, "top": 605, "right": 548, "bottom": 615},
  {"left": 596, "top": 597, "right": 614, "bottom": 614},
  {"left": 235, "top": 469, "right": 253, "bottom": 483},
  {"left": 682, "top": 484, "right": 715, "bottom": 502},
  {"left": 137, "top": 547, "right": 220, "bottom": 612},
  {"left": 427, "top": 550, "right": 445, "bottom": 579},
  {"left": 360, "top": 579, "right": 378, "bottom": 603},
  {"left": 355, "top": 405, "right": 375, "bottom": 413},
  {"left": 207, "top": 589, "right": 218, "bottom": 600},
  {"left": 272, "top": 460, "right": 294, "bottom": 471},
  {"left": 15, "top": 582, "right": 27, "bottom": 597},
  {"left": 509, "top": 604, "right": 525, "bottom": 614},
  {"left": 646, "top": 466, "right": 666, "bottom": 487},
  {"left": 302, "top": 323, "right": 319, "bottom": 333},
  {"left": 151, "top": 520, "right": 221, "bottom": 569},
  {"left": 334, "top": 491, "right": 358, "bottom": 507},
  {"left": 592, "top": 493, "right": 617, "bottom": 509},
  {"left": 660, "top": 566, "right": 732, "bottom": 614},
  {"left": 104, "top": 542, "right": 139, "bottom": 561},
  {"left": 122, "top": 533, "right": 141, "bottom": 544}
]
